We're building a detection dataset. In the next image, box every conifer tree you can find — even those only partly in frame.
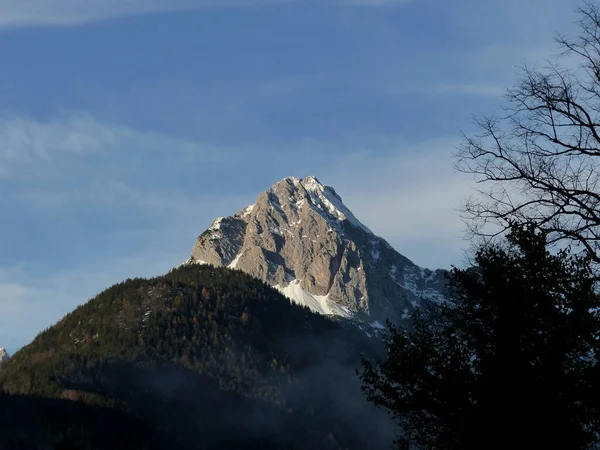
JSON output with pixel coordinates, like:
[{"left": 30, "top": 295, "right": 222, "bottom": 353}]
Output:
[{"left": 361, "top": 224, "right": 600, "bottom": 449}]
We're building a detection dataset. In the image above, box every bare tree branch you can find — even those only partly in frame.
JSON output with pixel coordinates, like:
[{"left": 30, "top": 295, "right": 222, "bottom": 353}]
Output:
[{"left": 455, "top": 3, "right": 600, "bottom": 267}]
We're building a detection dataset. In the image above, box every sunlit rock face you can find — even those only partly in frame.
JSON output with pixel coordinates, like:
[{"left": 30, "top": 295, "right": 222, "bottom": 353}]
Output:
[{"left": 189, "top": 176, "right": 446, "bottom": 324}]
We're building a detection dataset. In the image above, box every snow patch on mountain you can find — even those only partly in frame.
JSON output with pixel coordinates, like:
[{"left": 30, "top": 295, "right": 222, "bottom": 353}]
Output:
[
  {"left": 290, "top": 176, "right": 372, "bottom": 235},
  {"left": 372, "top": 240, "right": 381, "bottom": 261},
  {"left": 177, "top": 258, "right": 209, "bottom": 268},
  {"left": 399, "top": 267, "right": 446, "bottom": 304},
  {"left": 209, "top": 217, "right": 224, "bottom": 231},
  {"left": 190, "top": 258, "right": 209, "bottom": 266},
  {"left": 237, "top": 205, "right": 254, "bottom": 218},
  {"left": 268, "top": 225, "right": 283, "bottom": 237},
  {"left": 274, "top": 279, "right": 353, "bottom": 319},
  {"left": 228, "top": 252, "right": 243, "bottom": 269},
  {"left": 371, "top": 320, "right": 386, "bottom": 330}
]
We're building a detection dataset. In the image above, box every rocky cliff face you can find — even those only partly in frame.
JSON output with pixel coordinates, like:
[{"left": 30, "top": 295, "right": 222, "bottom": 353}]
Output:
[
  {"left": 189, "top": 176, "right": 446, "bottom": 324},
  {"left": 0, "top": 348, "right": 9, "bottom": 363}
]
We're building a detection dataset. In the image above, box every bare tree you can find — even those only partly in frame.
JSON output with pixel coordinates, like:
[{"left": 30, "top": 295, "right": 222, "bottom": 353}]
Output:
[{"left": 456, "top": 1, "right": 600, "bottom": 265}]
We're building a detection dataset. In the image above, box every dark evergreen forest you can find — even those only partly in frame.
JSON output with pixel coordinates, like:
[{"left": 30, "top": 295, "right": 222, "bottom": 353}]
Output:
[{"left": 0, "top": 264, "right": 393, "bottom": 450}]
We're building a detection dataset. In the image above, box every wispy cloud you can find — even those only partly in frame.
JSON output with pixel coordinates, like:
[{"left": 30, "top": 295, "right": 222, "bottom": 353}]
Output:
[
  {"left": 340, "top": 0, "right": 414, "bottom": 5},
  {"left": 430, "top": 83, "right": 507, "bottom": 98},
  {"left": 0, "top": 114, "right": 113, "bottom": 163},
  {"left": 0, "top": 116, "right": 474, "bottom": 272},
  {"left": 0, "top": 113, "right": 235, "bottom": 178},
  {"left": 0, "top": 0, "right": 295, "bottom": 28},
  {"left": 0, "top": 0, "right": 409, "bottom": 29},
  {"left": 0, "top": 112, "right": 249, "bottom": 273}
]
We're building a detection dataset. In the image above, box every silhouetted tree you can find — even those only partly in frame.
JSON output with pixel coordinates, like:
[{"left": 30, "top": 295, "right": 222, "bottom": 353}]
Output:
[
  {"left": 456, "top": 2, "right": 600, "bottom": 266},
  {"left": 361, "top": 224, "right": 600, "bottom": 449}
]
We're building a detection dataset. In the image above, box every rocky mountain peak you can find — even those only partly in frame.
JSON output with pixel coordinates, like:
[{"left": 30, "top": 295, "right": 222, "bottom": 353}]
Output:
[
  {"left": 266, "top": 176, "right": 373, "bottom": 236},
  {"left": 189, "top": 176, "right": 446, "bottom": 325},
  {"left": 0, "top": 348, "right": 9, "bottom": 362}
]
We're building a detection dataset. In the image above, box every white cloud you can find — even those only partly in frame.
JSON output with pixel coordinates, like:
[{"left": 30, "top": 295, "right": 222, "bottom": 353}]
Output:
[
  {"left": 0, "top": 113, "right": 234, "bottom": 178},
  {"left": 0, "top": 0, "right": 418, "bottom": 28},
  {"left": 0, "top": 114, "right": 113, "bottom": 163},
  {"left": 0, "top": 0, "right": 298, "bottom": 28}
]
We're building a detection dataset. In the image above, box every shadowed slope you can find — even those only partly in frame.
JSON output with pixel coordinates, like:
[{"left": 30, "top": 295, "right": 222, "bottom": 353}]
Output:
[{"left": 0, "top": 264, "right": 393, "bottom": 450}]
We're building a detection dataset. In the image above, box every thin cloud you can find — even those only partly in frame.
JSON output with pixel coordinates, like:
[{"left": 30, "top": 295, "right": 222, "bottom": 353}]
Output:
[
  {"left": 0, "top": 114, "right": 114, "bottom": 163},
  {"left": 0, "top": 113, "right": 234, "bottom": 177},
  {"left": 341, "top": 0, "right": 414, "bottom": 5},
  {"left": 0, "top": 0, "right": 408, "bottom": 29},
  {"left": 431, "top": 82, "right": 507, "bottom": 98},
  {"left": 0, "top": 0, "right": 295, "bottom": 28}
]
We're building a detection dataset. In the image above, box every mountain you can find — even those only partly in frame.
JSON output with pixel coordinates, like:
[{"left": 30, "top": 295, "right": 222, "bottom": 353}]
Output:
[
  {"left": 0, "top": 176, "right": 446, "bottom": 449},
  {"left": 0, "top": 264, "right": 393, "bottom": 449},
  {"left": 0, "top": 348, "right": 9, "bottom": 362},
  {"left": 189, "top": 176, "right": 446, "bottom": 324}
]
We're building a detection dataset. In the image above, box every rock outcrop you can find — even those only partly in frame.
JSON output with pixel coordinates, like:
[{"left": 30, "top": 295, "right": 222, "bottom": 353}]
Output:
[
  {"left": 189, "top": 176, "right": 446, "bottom": 324},
  {"left": 0, "top": 348, "right": 9, "bottom": 362}
]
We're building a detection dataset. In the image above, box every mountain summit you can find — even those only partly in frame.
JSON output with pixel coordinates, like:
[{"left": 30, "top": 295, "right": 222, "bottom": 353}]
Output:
[
  {"left": 189, "top": 176, "right": 446, "bottom": 324},
  {"left": 0, "top": 348, "right": 9, "bottom": 362}
]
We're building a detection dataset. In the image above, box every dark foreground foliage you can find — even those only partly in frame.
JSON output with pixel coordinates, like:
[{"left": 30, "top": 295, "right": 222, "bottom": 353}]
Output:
[
  {"left": 0, "top": 392, "right": 170, "bottom": 450},
  {"left": 0, "top": 265, "right": 392, "bottom": 450},
  {"left": 361, "top": 225, "right": 600, "bottom": 450}
]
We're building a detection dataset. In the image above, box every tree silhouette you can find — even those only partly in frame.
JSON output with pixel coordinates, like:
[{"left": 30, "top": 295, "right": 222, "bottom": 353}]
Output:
[
  {"left": 456, "top": 2, "right": 600, "bottom": 267},
  {"left": 361, "top": 224, "right": 600, "bottom": 449}
]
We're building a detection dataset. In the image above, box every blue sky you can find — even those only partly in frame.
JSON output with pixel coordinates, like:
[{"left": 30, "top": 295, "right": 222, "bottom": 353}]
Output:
[{"left": 0, "top": 0, "right": 579, "bottom": 352}]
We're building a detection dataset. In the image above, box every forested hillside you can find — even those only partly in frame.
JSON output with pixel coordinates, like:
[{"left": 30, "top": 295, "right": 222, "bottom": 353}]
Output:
[{"left": 0, "top": 264, "right": 393, "bottom": 450}]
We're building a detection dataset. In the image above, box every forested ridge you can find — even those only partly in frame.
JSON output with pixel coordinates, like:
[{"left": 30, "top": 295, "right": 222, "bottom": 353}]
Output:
[{"left": 0, "top": 264, "right": 392, "bottom": 450}]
